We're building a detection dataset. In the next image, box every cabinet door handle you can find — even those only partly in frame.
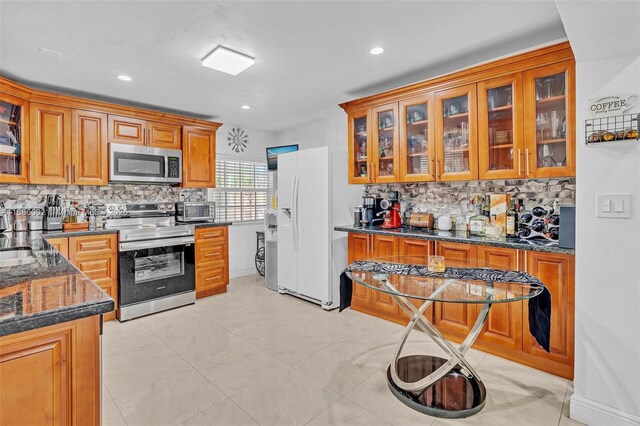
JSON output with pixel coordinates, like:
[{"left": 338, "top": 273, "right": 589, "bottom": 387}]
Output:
[
  {"left": 370, "top": 162, "right": 375, "bottom": 183},
  {"left": 73, "top": 165, "right": 77, "bottom": 183},
  {"left": 436, "top": 159, "right": 441, "bottom": 179},
  {"left": 67, "top": 163, "right": 71, "bottom": 183},
  {"left": 517, "top": 149, "right": 522, "bottom": 176},
  {"left": 432, "top": 159, "right": 436, "bottom": 178},
  {"left": 28, "top": 160, "right": 31, "bottom": 181},
  {"left": 525, "top": 149, "right": 530, "bottom": 176}
]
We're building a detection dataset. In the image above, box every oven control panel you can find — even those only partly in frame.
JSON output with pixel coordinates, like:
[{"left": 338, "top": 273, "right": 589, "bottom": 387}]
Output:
[{"left": 105, "top": 202, "right": 176, "bottom": 218}]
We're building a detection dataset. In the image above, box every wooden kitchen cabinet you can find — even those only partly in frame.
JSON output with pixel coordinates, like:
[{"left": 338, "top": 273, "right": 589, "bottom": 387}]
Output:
[
  {"left": 523, "top": 60, "right": 576, "bottom": 178},
  {"left": 30, "top": 276, "right": 70, "bottom": 312},
  {"left": 195, "top": 226, "right": 229, "bottom": 298},
  {"left": 371, "top": 103, "right": 400, "bottom": 183},
  {"left": 478, "top": 73, "right": 524, "bottom": 180},
  {"left": 475, "top": 246, "right": 523, "bottom": 359},
  {"left": 45, "top": 234, "right": 118, "bottom": 321},
  {"left": 435, "top": 84, "right": 478, "bottom": 182},
  {"left": 0, "top": 316, "right": 101, "bottom": 426},
  {"left": 522, "top": 250, "right": 574, "bottom": 378},
  {"left": 29, "top": 102, "right": 72, "bottom": 185},
  {"left": 108, "top": 114, "right": 146, "bottom": 145},
  {"left": 433, "top": 241, "right": 479, "bottom": 343},
  {"left": 347, "top": 109, "right": 372, "bottom": 184},
  {"left": 370, "top": 235, "right": 400, "bottom": 319},
  {"left": 0, "top": 91, "right": 30, "bottom": 184},
  {"left": 399, "top": 94, "right": 436, "bottom": 182},
  {"left": 398, "top": 238, "right": 435, "bottom": 321},
  {"left": 72, "top": 109, "right": 108, "bottom": 185},
  {"left": 182, "top": 126, "right": 217, "bottom": 188},
  {"left": 147, "top": 121, "right": 181, "bottom": 149},
  {"left": 347, "top": 233, "right": 372, "bottom": 308}
]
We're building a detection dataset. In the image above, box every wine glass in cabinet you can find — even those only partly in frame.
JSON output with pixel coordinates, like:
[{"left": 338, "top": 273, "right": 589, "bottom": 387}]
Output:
[
  {"left": 435, "top": 84, "right": 478, "bottom": 181},
  {"left": 524, "top": 60, "right": 575, "bottom": 178},
  {"left": 348, "top": 109, "right": 371, "bottom": 184},
  {"left": 478, "top": 74, "right": 524, "bottom": 179},
  {"left": 371, "top": 103, "right": 400, "bottom": 183},
  {"left": 399, "top": 94, "right": 436, "bottom": 182},
  {"left": 0, "top": 92, "right": 29, "bottom": 183}
]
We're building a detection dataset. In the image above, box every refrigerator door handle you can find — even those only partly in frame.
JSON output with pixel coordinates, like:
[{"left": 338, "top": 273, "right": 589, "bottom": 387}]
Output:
[{"left": 292, "top": 172, "right": 299, "bottom": 251}]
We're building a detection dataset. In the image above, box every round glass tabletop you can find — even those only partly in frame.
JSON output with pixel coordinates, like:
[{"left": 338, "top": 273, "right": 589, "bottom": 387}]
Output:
[{"left": 346, "top": 255, "right": 544, "bottom": 304}]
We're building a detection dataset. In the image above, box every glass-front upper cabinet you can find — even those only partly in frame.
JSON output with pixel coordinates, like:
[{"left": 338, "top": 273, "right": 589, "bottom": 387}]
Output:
[
  {"left": 0, "top": 93, "right": 29, "bottom": 183},
  {"left": 399, "top": 94, "right": 435, "bottom": 182},
  {"left": 435, "top": 84, "right": 478, "bottom": 181},
  {"left": 371, "top": 103, "right": 399, "bottom": 183},
  {"left": 348, "top": 109, "right": 371, "bottom": 184},
  {"left": 524, "top": 60, "right": 575, "bottom": 178},
  {"left": 478, "top": 74, "right": 524, "bottom": 179}
]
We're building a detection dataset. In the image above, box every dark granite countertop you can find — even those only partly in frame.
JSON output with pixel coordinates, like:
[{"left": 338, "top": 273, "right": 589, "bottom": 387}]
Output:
[
  {"left": 193, "top": 221, "right": 232, "bottom": 228},
  {"left": 335, "top": 225, "right": 575, "bottom": 255},
  {"left": 0, "top": 232, "right": 114, "bottom": 337}
]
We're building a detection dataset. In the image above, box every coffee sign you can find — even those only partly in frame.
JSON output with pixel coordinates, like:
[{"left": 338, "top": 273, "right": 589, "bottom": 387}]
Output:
[{"left": 589, "top": 93, "right": 639, "bottom": 118}]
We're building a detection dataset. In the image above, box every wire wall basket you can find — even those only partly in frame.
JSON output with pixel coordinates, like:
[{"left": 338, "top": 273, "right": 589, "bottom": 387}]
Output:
[{"left": 585, "top": 113, "right": 639, "bottom": 144}]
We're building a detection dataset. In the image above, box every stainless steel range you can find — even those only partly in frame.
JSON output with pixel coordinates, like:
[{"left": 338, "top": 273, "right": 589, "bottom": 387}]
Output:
[{"left": 104, "top": 202, "right": 195, "bottom": 321}]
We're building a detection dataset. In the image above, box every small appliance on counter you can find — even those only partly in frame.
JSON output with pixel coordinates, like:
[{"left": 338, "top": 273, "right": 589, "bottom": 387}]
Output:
[
  {"left": 379, "top": 191, "right": 402, "bottom": 229},
  {"left": 361, "top": 196, "right": 384, "bottom": 227},
  {"left": 175, "top": 201, "right": 216, "bottom": 222}
]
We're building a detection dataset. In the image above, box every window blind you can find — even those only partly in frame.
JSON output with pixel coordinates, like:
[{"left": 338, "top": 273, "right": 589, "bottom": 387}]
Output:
[{"left": 211, "top": 159, "right": 269, "bottom": 223}]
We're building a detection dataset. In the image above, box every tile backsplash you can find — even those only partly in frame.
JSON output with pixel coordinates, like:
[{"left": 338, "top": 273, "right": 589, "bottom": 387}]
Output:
[
  {"left": 363, "top": 178, "right": 576, "bottom": 215},
  {"left": 0, "top": 184, "right": 207, "bottom": 207}
]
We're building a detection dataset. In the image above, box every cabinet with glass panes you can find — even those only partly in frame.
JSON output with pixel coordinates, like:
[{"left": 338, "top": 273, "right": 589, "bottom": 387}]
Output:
[
  {"left": 0, "top": 93, "right": 29, "bottom": 183},
  {"left": 348, "top": 109, "right": 372, "bottom": 184},
  {"left": 524, "top": 60, "right": 575, "bottom": 178},
  {"left": 399, "top": 94, "right": 435, "bottom": 182},
  {"left": 478, "top": 74, "right": 524, "bottom": 179},
  {"left": 371, "top": 103, "right": 399, "bottom": 183},
  {"left": 435, "top": 84, "right": 478, "bottom": 181}
]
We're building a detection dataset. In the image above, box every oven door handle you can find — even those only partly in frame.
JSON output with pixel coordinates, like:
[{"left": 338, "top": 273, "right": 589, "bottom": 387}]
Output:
[{"left": 119, "top": 236, "right": 195, "bottom": 252}]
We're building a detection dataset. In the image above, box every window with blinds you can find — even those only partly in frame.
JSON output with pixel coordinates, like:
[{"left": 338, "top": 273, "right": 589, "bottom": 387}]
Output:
[{"left": 210, "top": 159, "right": 269, "bottom": 223}]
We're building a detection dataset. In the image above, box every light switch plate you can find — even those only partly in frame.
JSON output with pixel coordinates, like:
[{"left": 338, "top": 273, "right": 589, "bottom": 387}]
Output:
[{"left": 596, "top": 194, "right": 631, "bottom": 218}]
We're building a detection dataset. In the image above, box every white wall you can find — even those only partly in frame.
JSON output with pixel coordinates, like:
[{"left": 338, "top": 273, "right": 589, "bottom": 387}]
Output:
[
  {"left": 212, "top": 124, "right": 278, "bottom": 278},
  {"left": 556, "top": 1, "right": 640, "bottom": 424},
  {"left": 275, "top": 113, "right": 346, "bottom": 151}
]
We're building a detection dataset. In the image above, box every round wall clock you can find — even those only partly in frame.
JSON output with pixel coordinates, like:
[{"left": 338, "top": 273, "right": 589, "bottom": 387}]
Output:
[{"left": 227, "top": 127, "right": 249, "bottom": 153}]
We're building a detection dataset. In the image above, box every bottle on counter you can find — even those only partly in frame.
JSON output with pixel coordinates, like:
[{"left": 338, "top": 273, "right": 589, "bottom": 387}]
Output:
[
  {"left": 482, "top": 195, "right": 491, "bottom": 218},
  {"left": 465, "top": 198, "right": 475, "bottom": 234},
  {"left": 469, "top": 201, "right": 489, "bottom": 236},
  {"left": 506, "top": 199, "right": 519, "bottom": 238}
]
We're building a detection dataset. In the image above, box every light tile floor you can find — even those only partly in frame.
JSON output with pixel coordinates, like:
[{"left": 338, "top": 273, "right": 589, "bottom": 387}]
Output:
[{"left": 102, "top": 274, "right": 582, "bottom": 426}]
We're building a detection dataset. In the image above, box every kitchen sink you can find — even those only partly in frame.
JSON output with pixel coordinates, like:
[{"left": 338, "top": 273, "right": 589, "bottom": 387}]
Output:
[{"left": 0, "top": 247, "right": 37, "bottom": 268}]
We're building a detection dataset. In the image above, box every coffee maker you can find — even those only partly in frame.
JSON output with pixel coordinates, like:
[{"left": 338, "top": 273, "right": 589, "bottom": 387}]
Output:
[
  {"left": 361, "top": 196, "right": 384, "bottom": 227},
  {"left": 379, "top": 191, "right": 402, "bottom": 229}
]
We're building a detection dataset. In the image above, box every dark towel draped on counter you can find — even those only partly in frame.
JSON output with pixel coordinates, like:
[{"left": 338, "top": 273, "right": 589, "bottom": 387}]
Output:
[{"left": 339, "top": 261, "right": 551, "bottom": 352}]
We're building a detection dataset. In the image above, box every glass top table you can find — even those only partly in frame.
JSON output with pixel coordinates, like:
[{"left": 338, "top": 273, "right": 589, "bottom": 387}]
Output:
[{"left": 345, "top": 255, "right": 545, "bottom": 419}]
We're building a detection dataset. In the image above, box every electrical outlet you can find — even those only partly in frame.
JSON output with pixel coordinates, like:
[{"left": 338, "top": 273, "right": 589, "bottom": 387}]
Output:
[
  {"left": 596, "top": 194, "right": 631, "bottom": 218},
  {"left": 179, "top": 192, "right": 186, "bottom": 201}
]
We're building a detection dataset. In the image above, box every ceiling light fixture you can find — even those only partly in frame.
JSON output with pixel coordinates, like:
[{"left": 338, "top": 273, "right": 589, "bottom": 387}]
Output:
[
  {"left": 241, "top": 105, "right": 251, "bottom": 110},
  {"left": 370, "top": 47, "right": 384, "bottom": 55},
  {"left": 117, "top": 75, "right": 132, "bottom": 81},
  {"left": 202, "top": 46, "right": 255, "bottom": 76}
]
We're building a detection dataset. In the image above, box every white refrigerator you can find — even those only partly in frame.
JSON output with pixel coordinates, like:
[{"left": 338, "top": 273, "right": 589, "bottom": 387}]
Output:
[{"left": 277, "top": 146, "right": 361, "bottom": 309}]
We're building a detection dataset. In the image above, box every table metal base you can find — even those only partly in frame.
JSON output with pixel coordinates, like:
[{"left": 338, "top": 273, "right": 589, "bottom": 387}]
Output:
[
  {"left": 382, "top": 278, "right": 493, "bottom": 418},
  {"left": 386, "top": 355, "right": 487, "bottom": 419}
]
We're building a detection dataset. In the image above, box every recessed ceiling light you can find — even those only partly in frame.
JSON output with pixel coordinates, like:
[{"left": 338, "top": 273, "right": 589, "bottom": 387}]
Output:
[
  {"left": 117, "top": 75, "right": 132, "bottom": 81},
  {"left": 370, "top": 47, "right": 384, "bottom": 55},
  {"left": 202, "top": 46, "right": 255, "bottom": 76},
  {"left": 241, "top": 105, "right": 251, "bottom": 110}
]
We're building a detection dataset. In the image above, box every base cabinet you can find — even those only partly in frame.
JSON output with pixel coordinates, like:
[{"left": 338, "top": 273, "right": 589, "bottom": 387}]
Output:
[
  {"left": 45, "top": 235, "right": 118, "bottom": 321},
  {"left": 346, "top": 232, "right": 575, "bottom": 379},
  {"left": 0, "top": 316, "right": 101, "bottom": 426},
  {"left": 195, "top": 226, "right": 229, "bottom": 299}
]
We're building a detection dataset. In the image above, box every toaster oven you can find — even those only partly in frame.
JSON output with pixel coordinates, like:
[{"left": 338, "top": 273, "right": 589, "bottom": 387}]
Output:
[{"left": 175, "top": 202, "right": 216, "bottom": 222}]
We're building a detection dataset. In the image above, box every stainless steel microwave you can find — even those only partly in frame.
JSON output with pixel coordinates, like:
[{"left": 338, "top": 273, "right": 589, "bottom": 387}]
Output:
[
  {"left": 110, "top": 143, "right": 182, "bottom": 184},
  {"left": 175, "top": 202, "right": 216, "bottom": 222}
]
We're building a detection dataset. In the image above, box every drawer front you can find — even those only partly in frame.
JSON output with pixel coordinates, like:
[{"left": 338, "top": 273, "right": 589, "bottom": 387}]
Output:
[
  {"left": 196, "top": 263, "right": 228, "bottom": 298},
  {"left": 69, "top": 235, "right": 116, "bottom": 259},
  {"left": 195, "top": 226, "right": 227, "bottom": 241},
  {"left": 196, "top": 239, "right": 227, "bottom": 266}
]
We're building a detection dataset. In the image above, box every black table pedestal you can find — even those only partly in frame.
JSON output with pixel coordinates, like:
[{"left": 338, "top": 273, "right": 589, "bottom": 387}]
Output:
[{"left": 386, "top": 355, "right": 487, "bottom": 419}]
